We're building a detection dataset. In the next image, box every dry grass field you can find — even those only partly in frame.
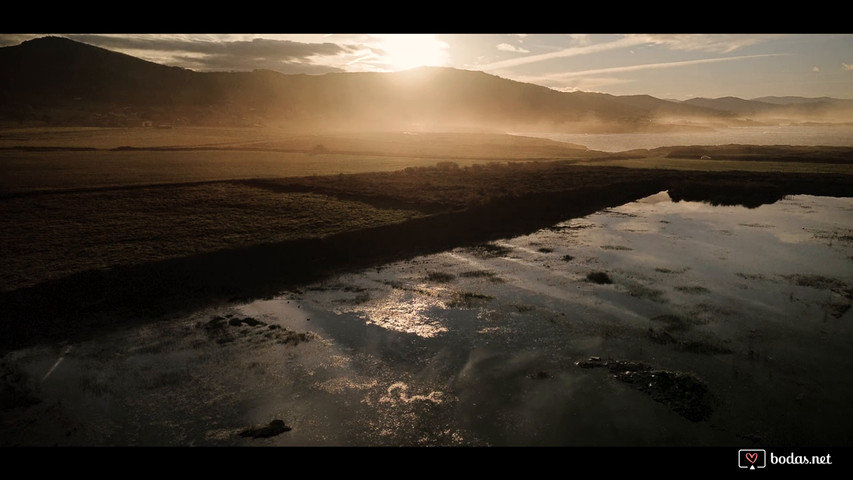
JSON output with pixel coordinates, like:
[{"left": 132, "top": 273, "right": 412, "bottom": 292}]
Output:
[
  {"left": 0, "top": 183, "right": 423, "bottom": 292},
  {"left": 0, "top": 128, "right": 596, "bottom": 293},
  {"left": 0, "top": 128, "right": 595, "bottom": 194}
]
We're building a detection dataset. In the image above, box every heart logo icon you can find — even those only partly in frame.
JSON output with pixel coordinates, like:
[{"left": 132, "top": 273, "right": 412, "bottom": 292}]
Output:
[{"left": 745, "top": 452, "right": 758, "bottom": 464}]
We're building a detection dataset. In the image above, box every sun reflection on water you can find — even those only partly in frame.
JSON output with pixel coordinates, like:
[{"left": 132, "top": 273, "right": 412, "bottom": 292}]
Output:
[
  {"left": 379, "top": 382, "right": 446, "bottom": 405},
  {"left": 338, "top": 286, "right": 451, "bottom": 338}
]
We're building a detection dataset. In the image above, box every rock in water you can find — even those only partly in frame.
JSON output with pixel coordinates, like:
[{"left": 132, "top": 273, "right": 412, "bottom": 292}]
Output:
[{"left": 239, "top": 419, "right": 292, "bottom": 438}]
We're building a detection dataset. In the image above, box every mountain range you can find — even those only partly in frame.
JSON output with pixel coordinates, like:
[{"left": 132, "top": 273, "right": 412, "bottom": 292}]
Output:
[{"left": 2, "top": 36, "right": 852, "bottom": 132}]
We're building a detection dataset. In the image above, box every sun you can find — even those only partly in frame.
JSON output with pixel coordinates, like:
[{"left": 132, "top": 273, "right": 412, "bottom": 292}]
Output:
[{"left": 373, "top": 34, "right": 450, "bottom": 71}]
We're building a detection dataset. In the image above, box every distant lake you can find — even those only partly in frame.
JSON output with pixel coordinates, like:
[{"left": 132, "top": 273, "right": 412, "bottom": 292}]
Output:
[{"left": 520, "top": 124, "right": 853, "bottom": 152}]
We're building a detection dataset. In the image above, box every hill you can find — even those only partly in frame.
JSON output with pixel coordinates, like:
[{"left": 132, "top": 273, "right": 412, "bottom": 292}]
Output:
[
  {"left": 2, "top": 36, "right": 851, "bottom": 132},
  {"left": 682, "top": 95, "right": 853, "bottom": 123}
]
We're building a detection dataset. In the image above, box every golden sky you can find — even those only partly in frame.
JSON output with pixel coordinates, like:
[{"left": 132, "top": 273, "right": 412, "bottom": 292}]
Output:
[{"left": 2, "top": 34, "right": 851, "bottom": 100}]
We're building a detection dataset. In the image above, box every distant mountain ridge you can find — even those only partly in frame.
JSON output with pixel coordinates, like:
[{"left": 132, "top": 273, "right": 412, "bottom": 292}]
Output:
[
  {"left": 2, "top": 36, "right": 851, "bottom": 132},
  {"left": 682, "top": 95, "right": 853, "bottom": 119}
]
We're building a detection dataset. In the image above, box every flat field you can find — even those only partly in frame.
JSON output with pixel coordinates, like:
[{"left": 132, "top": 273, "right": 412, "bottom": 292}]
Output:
[
  {"left": 0, "top": 127, "right": 599, "bottom": 294},
  {"left": 0, "top": 127, "right": 596, "bottom": 194}
]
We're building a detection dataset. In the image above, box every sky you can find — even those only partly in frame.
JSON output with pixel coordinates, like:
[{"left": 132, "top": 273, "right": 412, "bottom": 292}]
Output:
[{"left": 2, "top": 33, "right": 852, "bottom": 101}]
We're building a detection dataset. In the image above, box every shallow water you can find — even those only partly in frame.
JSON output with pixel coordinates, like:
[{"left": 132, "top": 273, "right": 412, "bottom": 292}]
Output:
[{"left": 3, "top": 193, "right": 852, "bottom": 446}]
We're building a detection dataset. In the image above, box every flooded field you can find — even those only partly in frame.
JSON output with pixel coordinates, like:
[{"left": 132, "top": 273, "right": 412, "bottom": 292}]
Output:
[{"left": 2, "top": 192, "right": 852, "bottom": 446}]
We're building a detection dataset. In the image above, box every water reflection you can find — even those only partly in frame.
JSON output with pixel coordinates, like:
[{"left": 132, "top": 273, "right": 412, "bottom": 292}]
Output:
[
  {"left": 278, "top": 191, "right": 852, "bottom": 445},
  {"left": 342, "top": 287, "right": 450, "bottom": 338},
  {"left": 6, "top": 192, "right": 852, "bottom": 446}
]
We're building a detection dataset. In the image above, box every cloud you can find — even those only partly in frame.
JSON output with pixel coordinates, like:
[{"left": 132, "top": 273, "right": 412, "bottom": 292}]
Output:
[
  {"left": 843, "top": 63, "right": 853, "bottom": 71},
  {"left": 0, "top": 34, "right": 39, "bottom": 47},
  {"left": 508, "top": 53, "right": 789, "bottom": 95},
  {"left": 547, "top": 76, "right": 633, "bottom": 93},
  {"left": 813, "top": 66, "right": 821, "bottom": 72},
  {"left": 631, "top": 34, "right": 784, "bottom": 53},
  {"left": 565, "top": 34, "right": 592, "bottom": 45},
  {"left": 68, "top": 34, "right": 352, "bottom": 58},
  {"left": 475, "top": 35, "right": 649, "bottom": 71},
  {"left": 474, "top": 34, "right": 785, "bottom": 73},
  {"left": 537, "top": 53, "right": 789, "bottom": 80},
  {"left": 497, "top": 43, "right": 529, "bottom": 53},
  {"left": 166, "top": 54, "right": 346, "bottom": 75},
  {"left": 60, "top": 34, "right": 361, "bottom": 73}
]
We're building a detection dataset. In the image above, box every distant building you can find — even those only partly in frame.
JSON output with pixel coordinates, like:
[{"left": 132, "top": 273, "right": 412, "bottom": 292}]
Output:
[
  {"left": 141, "top": 120, "right": 153, "bottom": 127},
  {"left": 700, "top": 155, "right": 712, "bottom": 160}
]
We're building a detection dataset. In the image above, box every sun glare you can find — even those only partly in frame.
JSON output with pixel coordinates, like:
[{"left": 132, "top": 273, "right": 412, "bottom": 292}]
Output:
[{"left": 374, "top": 34, "right": 449, "bottom": 71}]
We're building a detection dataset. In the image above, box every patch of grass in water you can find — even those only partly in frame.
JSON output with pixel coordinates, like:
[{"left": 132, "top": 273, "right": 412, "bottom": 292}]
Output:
[
  {"left": 382, "top": 279, "right": 406, "bottom": 290},
  {"left": 537, "top": 247, "right": 554, "bottom": 253},
  {"left": 426, "top": 271, "right": 456, "bottom": 283},
  {"left": 600, "top": 245, "right": 632, "bottom": 251},
  {"left": 142, "top": 369, "right": 193, "bottom": 390},
  {"left": 738, "top": 223, "right": 774, "bottom": 229},
  {"left": 656, "top": 267, "right": 689, "bottom": 275},
  {"left": 784, "top": 274, "right": 848, "bottom": 292},
  {"left": 333, "top": 292, "right": 371, "bottom": 305},
  {"left": 601, "top": 208, "right": 639, "bottom": 218},
  {"left": 647, "top": 328, "right": 733, "bottom": 355},
  {"left": 586, "top": 271, "right": 613, "bottom": 284},
  {"left": 735, "top": 272, "right": 769, "bottom": 281},
  {"left": 690, "top": 303, "right": 735, "bottom": 318},
  {"left": 623, "top": 282, "right": 666, "bottom": 302},
  {"left": 467, "top": 243, "right": 513, "bottom": 258},
  {"left": 548, "top": 223, "right": 597, "bottom": 232},
  {"left": 561, "top": 254, "right": 574, "bottom": 262},
  {"left": 447, "top": 291, "right": 494, "bottom": 308},
  {"left": 651, "top": 314, "right": 691, "bottom": 332},
  {"left": 826, "top": 303, "right": 851, "bottom": 319},
  {"left": 0, "top": 361, "right": 41, "bottom": 409},
  {"left": 784, "top": 274, "right": 853, "bottom": 319},
  {"left": 342, "top": 285, "right": 369, "bottom": 293},
  {"left": 675, "top": 285, "right": 710, "bottom": 295},
  {"left": 511, "top": 303, "right": 535, "bottom": 313},
  {"left": 459, "top": 270, "right": 504, "bottom": 282}
]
